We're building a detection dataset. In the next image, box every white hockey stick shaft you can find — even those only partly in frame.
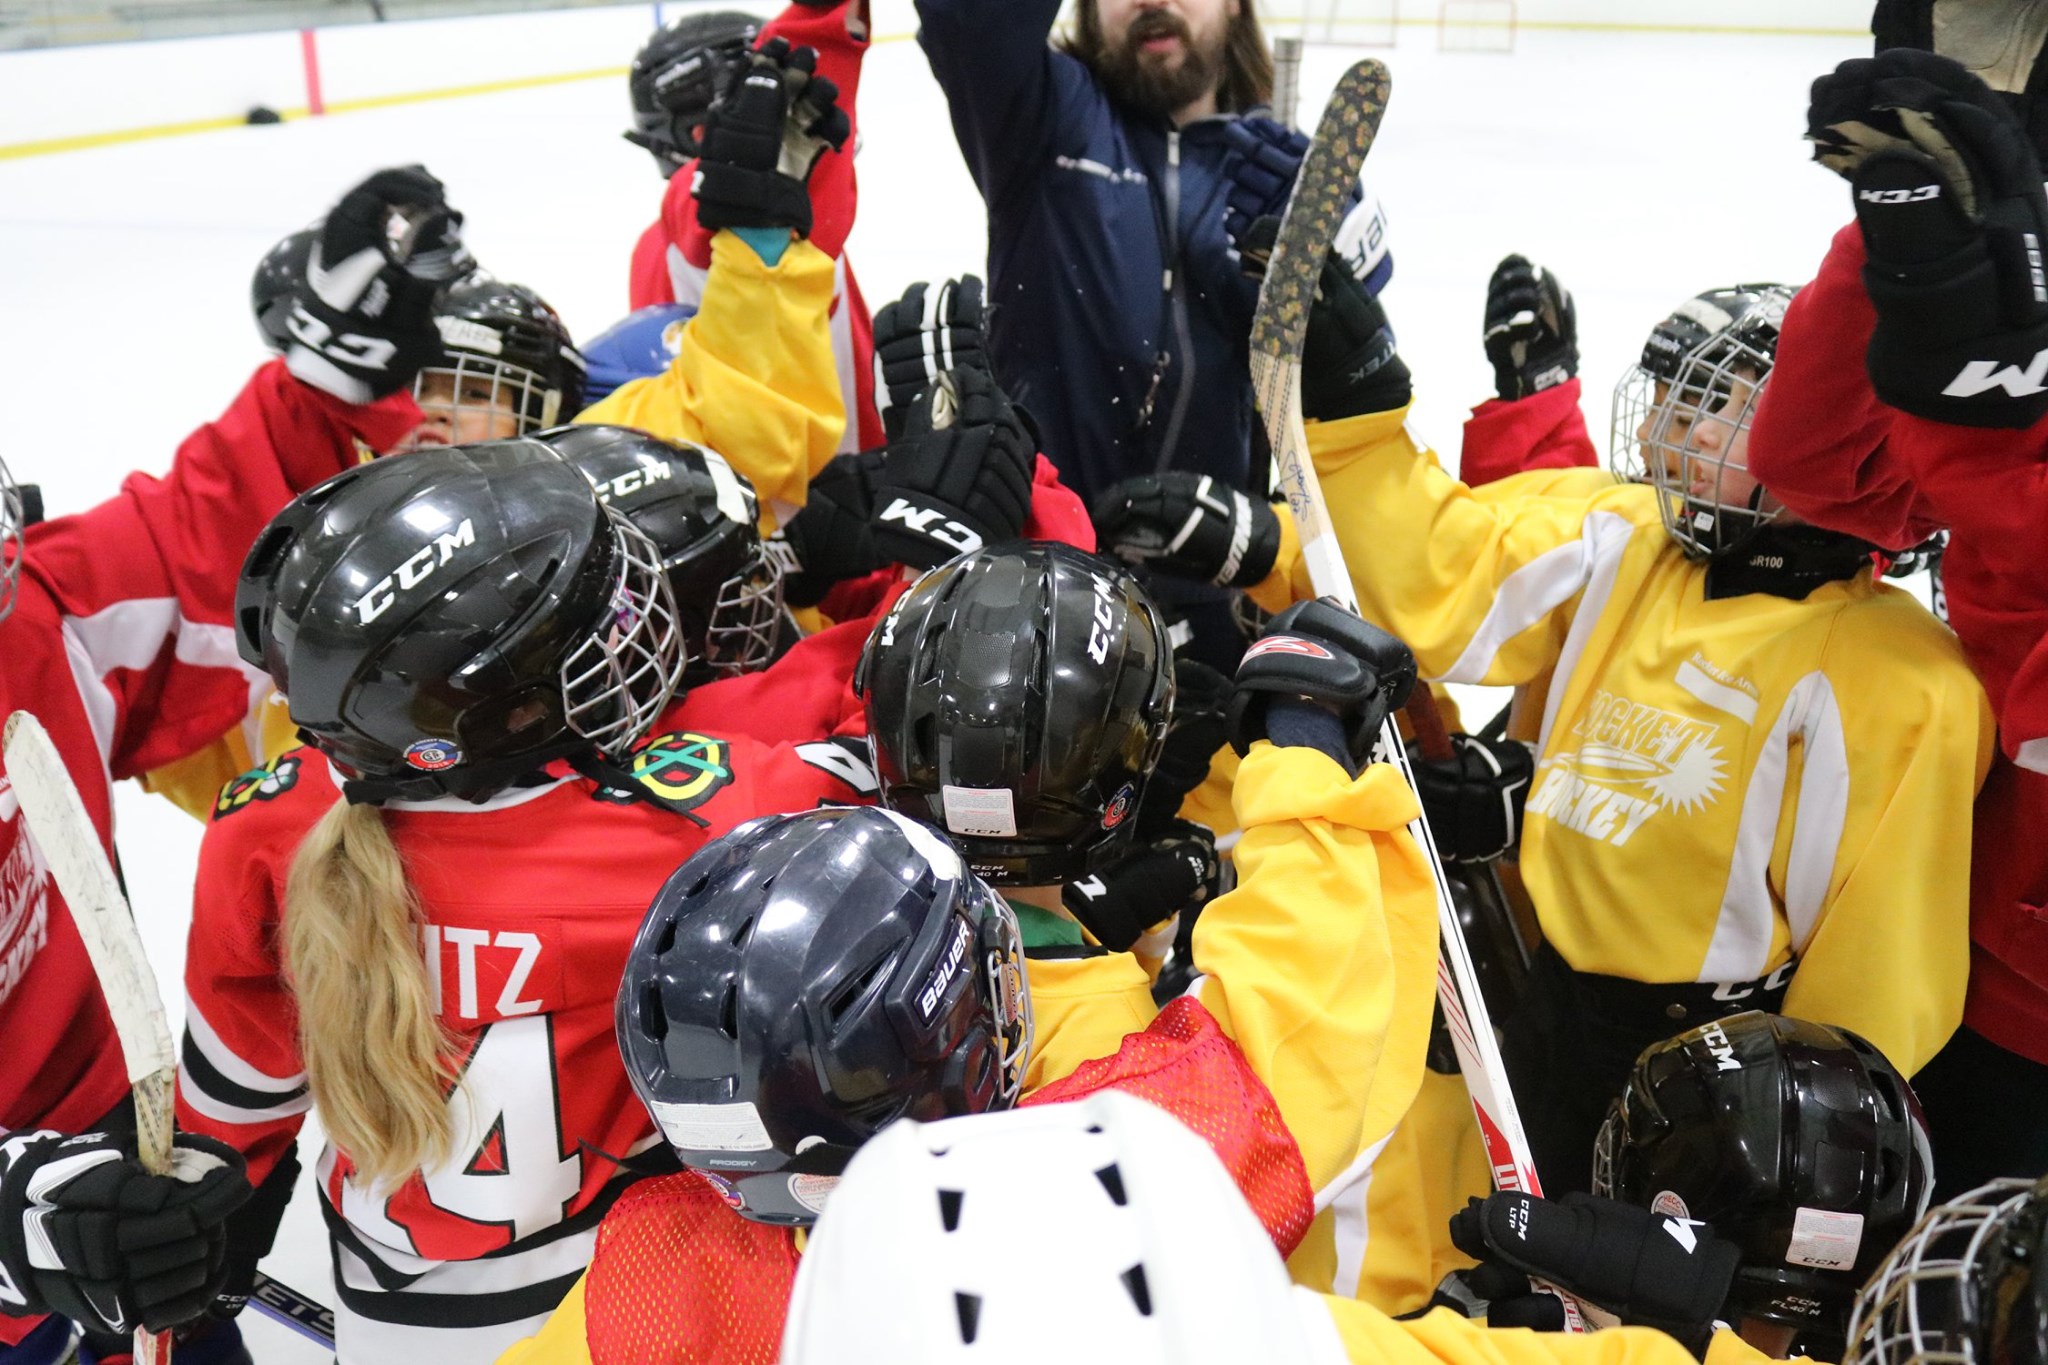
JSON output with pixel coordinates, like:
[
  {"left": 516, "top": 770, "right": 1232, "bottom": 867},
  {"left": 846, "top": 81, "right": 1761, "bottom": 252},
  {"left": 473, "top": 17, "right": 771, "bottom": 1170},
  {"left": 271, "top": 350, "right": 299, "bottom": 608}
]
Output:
[{"left": 4, "top": 712, "right": 175, "bottom": 1363}]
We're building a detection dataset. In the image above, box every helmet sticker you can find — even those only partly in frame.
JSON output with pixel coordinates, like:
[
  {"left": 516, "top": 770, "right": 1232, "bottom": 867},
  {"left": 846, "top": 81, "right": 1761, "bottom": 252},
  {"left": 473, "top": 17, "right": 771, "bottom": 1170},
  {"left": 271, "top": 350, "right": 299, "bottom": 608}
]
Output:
[
  {"left": 1101, "top": 782, "right": 1135, "bottom": 830},
  {"left": 1785, "top": 1207, "right": 1864, "bottom": 1271},
  {"left": 1651, "top": 1190, "right": 1691, "bottom": 1219},
  {"left": 213, "top": 755, "right": 303, "bottom": 819},
  {"left": 403, "top": 739, "right": 461, "bottom": 772},
  {"left": 1242, "top": 634, "right": 1335, "bottom": 662},
  {"left": 789, "top": 1173, "right": 839, "bottom": 1216},
  {"left": 649, "top": 1096, "right": 774, "bottom": 1154},
  {"left": 696, "top": 1170, "right": 745, "bottom": 1210},
  {"left": 943, "top": 784, "right": 1018, "bottom": 839}
]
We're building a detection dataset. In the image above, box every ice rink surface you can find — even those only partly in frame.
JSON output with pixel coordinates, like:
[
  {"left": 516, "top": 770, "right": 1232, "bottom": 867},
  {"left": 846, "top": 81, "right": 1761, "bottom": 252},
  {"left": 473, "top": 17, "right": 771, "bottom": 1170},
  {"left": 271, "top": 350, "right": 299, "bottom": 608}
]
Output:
[{"left": 0, "top": 8, "right": 1876, "bottom": 1358}]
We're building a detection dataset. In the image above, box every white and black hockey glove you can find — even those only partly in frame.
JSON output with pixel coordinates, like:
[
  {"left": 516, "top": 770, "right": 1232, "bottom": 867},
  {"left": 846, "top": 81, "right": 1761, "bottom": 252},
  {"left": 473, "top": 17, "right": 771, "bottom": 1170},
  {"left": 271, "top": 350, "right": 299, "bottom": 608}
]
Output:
[
  {"left": 1230, "top": 600, "right": 1416, "bottom": 774},
  {"left": 1448, "top": 1191, "right": 1739, "bottom": 1356},
  {"left": 1810, "top": 49, "right": 2048, "bottom": 427},
  {"left": 872, "top": 277, "right": 991, "bottom": 439},
  {"left": 1484, "top": 255, "right": 1578, "bottom": 401},
  {"left": 1064, "top": 820, "right": 1222, "bottom": 954},
  {"left": 1407, "top": 731, "right": 1536, "bottom": 865},
  {"left": 284, "top": 165, "right": 470, "bottom": 405},
  {"left": 1091, "top": 472, "right": 1281, "bottom": 590},
  {"left": 692, "top": 37, "right": 850, "bottom": 237},
  {"left": 869, "top": 367, "right": 1036, "bottom": 570},
  {"left": 0, "top": 1129, "right": 250, "bottom": 1336}
]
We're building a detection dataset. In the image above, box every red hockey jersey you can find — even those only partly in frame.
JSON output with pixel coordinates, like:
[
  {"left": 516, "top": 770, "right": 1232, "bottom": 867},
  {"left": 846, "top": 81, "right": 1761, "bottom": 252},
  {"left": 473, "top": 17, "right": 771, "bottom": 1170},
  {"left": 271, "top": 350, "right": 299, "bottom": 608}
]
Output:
[
  {"left": 631, "top": 1, "right": 884, "bottom": 454},
  {"left": 0, "top": 360, "right": 413, "bottom": 1345},
  {"left": 176, "top": 669, "right": 876, "bottom": 1331}
]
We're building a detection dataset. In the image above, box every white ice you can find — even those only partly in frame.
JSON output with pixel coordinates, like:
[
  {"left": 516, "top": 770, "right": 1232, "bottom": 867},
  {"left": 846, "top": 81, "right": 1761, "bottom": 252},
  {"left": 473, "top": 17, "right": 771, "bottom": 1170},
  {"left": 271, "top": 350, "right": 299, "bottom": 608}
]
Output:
[{"left": 0, "top": 10, "right": 1877, "bottom": 1359}]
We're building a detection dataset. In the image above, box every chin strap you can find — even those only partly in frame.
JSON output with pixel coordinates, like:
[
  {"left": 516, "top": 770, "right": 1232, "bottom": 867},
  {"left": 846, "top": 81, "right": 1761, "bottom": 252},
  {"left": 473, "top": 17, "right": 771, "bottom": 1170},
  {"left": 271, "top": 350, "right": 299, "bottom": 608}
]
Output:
[{"left": 1704, "top": 524, "right": 1880, "bottom": 602}]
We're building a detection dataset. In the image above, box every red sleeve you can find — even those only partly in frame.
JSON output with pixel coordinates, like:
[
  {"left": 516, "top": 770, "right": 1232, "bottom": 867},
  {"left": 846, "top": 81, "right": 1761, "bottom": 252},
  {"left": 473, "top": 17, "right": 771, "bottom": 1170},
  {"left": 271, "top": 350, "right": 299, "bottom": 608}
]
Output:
[
  {"left": 1456, "top": 378, "right": 1598, "bottom": 487},
  {"left": 1021, "top": 454, "right": 1095, "bottom": 551},
  {"left": 675, "top": 614, "right": 876, "bottom": 746},
  {"left": 21, "top": 361, "right": 419, "bottom": 780},
  {"left": 665, "top": 1, "right": 868, "bottom": 266},
  {"left": 630, "top": 217, "right": 676, "bottom": 310},
  {"left": 175, "top": 757, "right": 331, "bottom": 1188},
  {"left": 1748, "top": 223, "right": 1942, "bottom": 551}
]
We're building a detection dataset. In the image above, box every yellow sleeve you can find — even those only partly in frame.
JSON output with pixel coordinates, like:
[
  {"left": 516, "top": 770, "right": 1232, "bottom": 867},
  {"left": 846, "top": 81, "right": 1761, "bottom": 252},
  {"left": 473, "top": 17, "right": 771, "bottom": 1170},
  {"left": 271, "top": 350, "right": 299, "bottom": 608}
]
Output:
[
  {"left": 577, "top": 232, "right": 844, "bottom": 524},
  {"left": 1777, "top": 602, "right": 1994, "bottom": 1075},
  {"left": 493, "top": 1271, "right": 592, "bottom": 1365},
  {"left": 1320, "top": 1302, "right": 1748, "bottom": 1365},
  {"left": 1286, "top": 405, "right": 1662, "bottom": 686},
  {"left": 1191, "top": 743, "right": 1440, "bottom": 1199},
  {"left": 1020, "top": 951, "right": 1160, "bottom": 1094},
  {"left": 137, "top": 734, "right": 252, "bottom": 822}
]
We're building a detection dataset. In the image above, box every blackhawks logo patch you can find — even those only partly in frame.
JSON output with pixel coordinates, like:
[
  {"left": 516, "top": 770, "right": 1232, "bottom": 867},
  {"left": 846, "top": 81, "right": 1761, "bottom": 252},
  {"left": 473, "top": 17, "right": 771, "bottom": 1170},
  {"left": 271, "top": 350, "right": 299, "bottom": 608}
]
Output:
[
  {"left": 594, "top": 731, "right": 734, "bottom": 812},
  {"left": 213, "top": 755, "right": 302, "bottom": 821}
]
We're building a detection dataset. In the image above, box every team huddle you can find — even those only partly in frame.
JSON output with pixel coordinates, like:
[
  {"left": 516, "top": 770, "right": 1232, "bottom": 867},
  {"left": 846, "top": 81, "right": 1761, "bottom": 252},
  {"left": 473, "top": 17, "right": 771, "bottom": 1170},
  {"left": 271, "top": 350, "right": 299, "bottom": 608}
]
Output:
[{"left": 3, "top": 0, "right": 2047, "bottom": 1363}]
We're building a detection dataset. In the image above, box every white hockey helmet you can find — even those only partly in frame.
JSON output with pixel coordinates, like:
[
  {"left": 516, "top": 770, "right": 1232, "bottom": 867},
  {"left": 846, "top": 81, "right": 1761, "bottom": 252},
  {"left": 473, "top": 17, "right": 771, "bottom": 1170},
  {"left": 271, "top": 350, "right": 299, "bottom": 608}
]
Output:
[
  {"left": 0, "top": 450, "right": 22, "bottom": 626},
  {"left": 779, "top": 1091, "right": 1346, "bottom": 1365}
]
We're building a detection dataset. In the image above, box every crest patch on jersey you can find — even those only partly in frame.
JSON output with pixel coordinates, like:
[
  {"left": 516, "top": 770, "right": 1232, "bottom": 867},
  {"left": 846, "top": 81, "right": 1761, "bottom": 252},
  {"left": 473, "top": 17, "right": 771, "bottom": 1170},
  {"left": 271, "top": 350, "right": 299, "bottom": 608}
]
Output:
[
  {"left": 213, "top": 755, "right": 302, "bottom": 821},
  {"left": 597, "top": 731, "right": 735, "bottom": 811}
]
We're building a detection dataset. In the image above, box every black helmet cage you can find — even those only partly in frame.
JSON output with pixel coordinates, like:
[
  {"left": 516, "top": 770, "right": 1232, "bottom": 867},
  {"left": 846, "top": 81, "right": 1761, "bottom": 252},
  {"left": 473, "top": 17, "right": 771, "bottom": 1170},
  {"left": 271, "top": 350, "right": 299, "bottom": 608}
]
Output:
[
  {"left": 235, "top": 441, "right": 686, "bottom": 800},
  {"left": 1610, "top": 284, "right": 1795, "bottom": 559},
  {"left": 616, "top": 806, "right": 1033, "bottom": 1226},
  {"left": 627, "top": 10, "right": 762, "bottom": 176},
  {"left": 0, "top": 448, "right": 21, "bottom": 627},
  {"left": 856, "top": 544, "right": 1177, "bottom": 887},
  {"left": 545, "top": 425, "right": 785, "bottom": 683},
  {"left": 1846, "top": 1178, "right": 2048, "bottom": 1365},
  {"left": 1593, "top": 1011, "right": 1934, "bottom": 1335},
  {"left": 251, "top": 225, "right": 318, "bottom": 356},
  {"left": 411, "top": 276, "right": 589, "bottom": 441}
]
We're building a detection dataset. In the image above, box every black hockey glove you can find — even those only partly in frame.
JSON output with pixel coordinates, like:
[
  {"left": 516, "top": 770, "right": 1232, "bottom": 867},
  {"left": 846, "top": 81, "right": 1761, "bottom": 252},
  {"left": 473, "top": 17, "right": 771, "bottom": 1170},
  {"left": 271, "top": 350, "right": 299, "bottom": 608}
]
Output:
[
  {"left": 871, "top": 277, "right": 991, "bottom": 439},
  {"left": 1064, "top": 820, "right": 1222, "bottom": 953},
  {"left": 1407, "top": 731, "right": 1536, "bottom": 864},
  {"left": 1091, "top": 472, "right": 1281, "bottom": 590},
  {"left": 693, "top": 37, "right": 851, "bottom": 237},
  {"left": 869, "top": 367, "right": 1036, "bottom": 570},
  {"left": 0, "top": 1129, "right": 251, "bottom": 1336},
  {"left": 770, "top": 447, "right": 885, "bottom": 607},
  {"left": 1223, "top": 116, "right": 1310, "bottom": 250},
  {"left": 1484, "top": 255, "right": 1578, "bottom": 401},
  {"left": 1137, "top": 657, "right": 1233, "bottom": 837},
  {"left": 1449, "top": 1192, "right": 1740, "bottom": 1356},
  {"left": 283, "top": 166, "right": 469, "bottom": 404},
  {"left": 207, "top": 1143, "right": 299, "bottom": 1324},
  {"left": 1242, "top": 217, "right": 1412, "bottom": 422},
  {"left": 1809, "top": 49, "right": 2048, "bottom": 427},
  {"left": 1229, "top": 599, "right": 1416, "bottom": 773}
]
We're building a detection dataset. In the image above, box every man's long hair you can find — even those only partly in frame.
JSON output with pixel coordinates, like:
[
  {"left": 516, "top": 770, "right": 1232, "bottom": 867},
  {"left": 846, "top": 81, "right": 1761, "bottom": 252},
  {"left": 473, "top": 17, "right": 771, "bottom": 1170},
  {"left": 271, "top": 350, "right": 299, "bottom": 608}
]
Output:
[{"left": 1061, "top": 0, "right": 1275, "bottom": 115}]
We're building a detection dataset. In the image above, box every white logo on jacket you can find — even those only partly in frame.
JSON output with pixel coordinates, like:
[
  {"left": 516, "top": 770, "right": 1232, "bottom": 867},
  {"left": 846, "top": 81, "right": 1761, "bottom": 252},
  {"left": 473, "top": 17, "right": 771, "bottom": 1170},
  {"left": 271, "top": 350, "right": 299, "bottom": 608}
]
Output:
[
  {"left": 1526, "top": 688, "right": 1730, "bottom": 848},
  {"left": 0, "top": 820, "right": 51, "bottom": 1012}
]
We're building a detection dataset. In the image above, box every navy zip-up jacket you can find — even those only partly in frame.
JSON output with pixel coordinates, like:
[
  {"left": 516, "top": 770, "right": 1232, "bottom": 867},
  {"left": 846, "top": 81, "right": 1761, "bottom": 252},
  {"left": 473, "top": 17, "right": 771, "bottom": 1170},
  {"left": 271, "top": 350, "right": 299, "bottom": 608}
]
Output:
[{"left": 916, "top": 0, "right": 1262, "bottom": 511}]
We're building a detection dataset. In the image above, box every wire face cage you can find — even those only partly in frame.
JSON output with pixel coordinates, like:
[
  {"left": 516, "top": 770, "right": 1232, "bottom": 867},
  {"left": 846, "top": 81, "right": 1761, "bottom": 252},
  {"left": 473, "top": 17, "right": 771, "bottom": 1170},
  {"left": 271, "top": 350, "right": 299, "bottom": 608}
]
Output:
[{"left": 561, "top": 510, "right": 688, "bottom": 753}]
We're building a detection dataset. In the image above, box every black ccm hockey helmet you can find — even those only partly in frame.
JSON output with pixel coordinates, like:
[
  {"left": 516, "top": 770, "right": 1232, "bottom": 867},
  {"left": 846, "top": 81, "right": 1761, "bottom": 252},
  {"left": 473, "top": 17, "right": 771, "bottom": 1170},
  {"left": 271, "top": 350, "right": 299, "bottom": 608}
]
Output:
[
  {"left": 1846, "top": 1176, "right": 2048, "bottom": 1365},
  {"left": 618, "top": 806, "right": 1032, "bottom": 1225},
  {"left": 408, "top": 274, "right": 589, "bottom": 442},
  {"left": 542, "top": 425, "right": 783, "bottom": 684},
  {"left": 856, "top": 544, "right": 1176, "bottom": 886},
  {"left": 1593, "top": 1011, "right": 1933, "bottom": 1339},
  {"left": 236, "top": 439, "right": 686, "bottom": 802},
  {"left": 627, "top": 10, "right": 762, "bottom": 177},
  {"left": 251, "top": 225, "right": 318, "bottom": 355}
]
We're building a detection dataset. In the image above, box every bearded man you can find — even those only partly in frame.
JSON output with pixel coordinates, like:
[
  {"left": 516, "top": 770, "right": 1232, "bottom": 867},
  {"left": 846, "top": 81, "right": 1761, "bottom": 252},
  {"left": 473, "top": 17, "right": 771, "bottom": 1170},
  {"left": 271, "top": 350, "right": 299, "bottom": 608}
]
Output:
[{"left": 916, "top": 0, "right": 1389, "bottom": 669}]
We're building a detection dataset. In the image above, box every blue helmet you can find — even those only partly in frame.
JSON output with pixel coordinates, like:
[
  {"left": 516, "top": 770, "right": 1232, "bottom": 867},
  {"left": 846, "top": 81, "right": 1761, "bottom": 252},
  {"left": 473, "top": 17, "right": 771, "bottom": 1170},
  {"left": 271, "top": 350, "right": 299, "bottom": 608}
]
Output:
[{"left": 580, "top": 304, "right": 699, "bottom": 406}]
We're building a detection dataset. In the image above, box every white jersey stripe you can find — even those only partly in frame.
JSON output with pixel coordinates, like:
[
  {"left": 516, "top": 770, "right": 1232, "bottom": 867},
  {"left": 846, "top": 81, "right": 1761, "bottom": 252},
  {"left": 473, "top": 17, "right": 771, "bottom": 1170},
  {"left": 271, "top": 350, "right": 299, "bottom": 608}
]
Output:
[{"left": 185, "top": 998, "right": 306, "bottom": 1094}]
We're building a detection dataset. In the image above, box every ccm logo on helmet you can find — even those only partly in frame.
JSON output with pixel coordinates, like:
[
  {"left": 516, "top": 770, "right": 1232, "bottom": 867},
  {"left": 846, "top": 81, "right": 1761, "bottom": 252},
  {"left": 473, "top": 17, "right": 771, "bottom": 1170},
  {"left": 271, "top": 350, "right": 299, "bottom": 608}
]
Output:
[
  {"left": 1695, "top": 1020, "right": 1741, "bottom": 1072},
  {"left": 1242, "top": 634, "right": 1334, "bottom": 663},
  {"left": 1856, "top": 184, "right": 1940, "bottom": 205},
  {"left": 590, "top": 459, "right": 674, "bottom": 504},
  {"left": 878, "top": 498, "right": 981, "bottom": 555},
  {"left": 354, "top": 518, "right": 477, "bottom": 625},
  {"left": 1086, "top": 574, "right": 1118, "bottom": 665}
]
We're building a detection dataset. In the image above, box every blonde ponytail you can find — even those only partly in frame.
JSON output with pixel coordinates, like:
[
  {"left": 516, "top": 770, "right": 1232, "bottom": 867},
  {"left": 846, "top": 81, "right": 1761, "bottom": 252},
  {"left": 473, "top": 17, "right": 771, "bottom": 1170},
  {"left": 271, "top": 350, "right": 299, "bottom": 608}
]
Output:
[{"left": 284, "top": 800, "right": 455, "bottom": 1187}]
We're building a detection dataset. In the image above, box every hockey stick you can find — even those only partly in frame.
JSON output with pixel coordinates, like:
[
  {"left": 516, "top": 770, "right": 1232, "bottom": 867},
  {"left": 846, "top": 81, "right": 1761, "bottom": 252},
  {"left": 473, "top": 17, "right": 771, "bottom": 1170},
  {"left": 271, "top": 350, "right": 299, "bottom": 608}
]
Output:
[
  {"left": 1247, "top": 60, "right": 1585, "bottom": 1329},
  {"left": 249, "top": 1270, "right": 336, "bottom": 1350},
  {"left": 3, "top": 712, "right": 175, "bottom": 1363}
]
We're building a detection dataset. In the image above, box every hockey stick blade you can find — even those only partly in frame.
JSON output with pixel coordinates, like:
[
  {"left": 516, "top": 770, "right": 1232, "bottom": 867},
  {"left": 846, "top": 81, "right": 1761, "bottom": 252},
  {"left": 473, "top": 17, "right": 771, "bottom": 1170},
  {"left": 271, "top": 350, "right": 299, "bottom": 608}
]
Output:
[
  {"left": 249, "top": 1270, "right": 336, "bottom": 1350},
  {"left": 4, "top": 711, "right": 177, "bottom": 1363},
  {"left": 1244, "top": 61, "right": 1585, "bottom": 1330}
]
